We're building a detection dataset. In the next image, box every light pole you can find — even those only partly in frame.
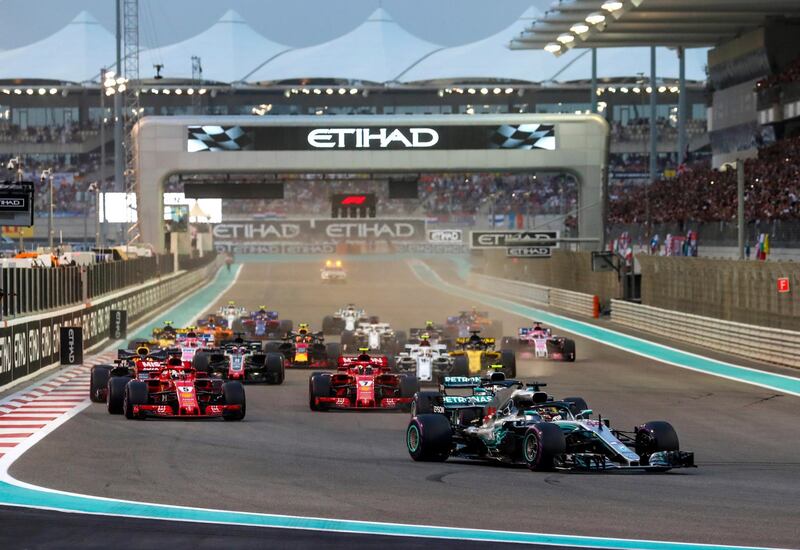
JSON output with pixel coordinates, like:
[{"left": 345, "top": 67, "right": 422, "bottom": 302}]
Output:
[
  {"left": 7, "top": 157, "right": 24, "bottom": 250},
  {"left": 41, "top": 168, "right": 54, "bottom": 250},
  {"left": 86, "top": 182, "right": 100, "bottom": 249}
]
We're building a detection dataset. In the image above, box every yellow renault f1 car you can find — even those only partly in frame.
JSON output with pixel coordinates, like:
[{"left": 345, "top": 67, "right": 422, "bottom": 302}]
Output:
[{"left": 449, "top": 331, "right": 516, "bottom": 378}]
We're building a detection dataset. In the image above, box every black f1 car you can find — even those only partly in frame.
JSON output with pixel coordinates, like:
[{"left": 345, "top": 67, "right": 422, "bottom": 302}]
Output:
[{"left": 407, "top": 378, "right": 695, "bottom": 472}]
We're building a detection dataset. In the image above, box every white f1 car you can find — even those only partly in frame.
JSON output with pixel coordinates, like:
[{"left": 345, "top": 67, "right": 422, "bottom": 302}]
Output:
[
  {"left": 323, "top": 304, "right": 366, "bottom": 335},
  {"left": 395, "top": 340, "right": 453, "bottom": 383},
  {"left": 341, "top": 322, "right": 406, "bottom": 355},
  {"left": 218, "top": 301, "right": 247, "bottom": 331},
  {"left": 321, "top": 259, "right": 347, "bottom": 283}
]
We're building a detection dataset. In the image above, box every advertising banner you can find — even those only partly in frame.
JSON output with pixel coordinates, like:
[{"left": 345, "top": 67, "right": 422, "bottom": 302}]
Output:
[
  {"left": 213, "top": 219, "right": 427, "bottom": 244},
  {"left": 110, "top": 310, "right": 128, "bottom": 340},
  {"left": 187, "top": 124, "right": 556, "bottom": 152},
  {"left": 59, "top": 326, "right": 83, "bottom": 366},
  {"left": 470, "top": 230, "right": 558, "bottom": 249}
]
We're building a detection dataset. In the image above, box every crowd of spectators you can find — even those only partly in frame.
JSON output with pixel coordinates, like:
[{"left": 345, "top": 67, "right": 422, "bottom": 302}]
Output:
[
  {"left": 217, "top": 173, "right": 577, "bottom": 222},
  {"left": 610, "top": 118, "right": 706, "bottom": 143},
  {"left": 609, "top": 134, "right": 800, "bottom": 224},
  {"left": 0, "top": 122, "right": 99, "bottom": 144},
  {"left": 756, "top": 55, "right": 800, "bottom": 92}
]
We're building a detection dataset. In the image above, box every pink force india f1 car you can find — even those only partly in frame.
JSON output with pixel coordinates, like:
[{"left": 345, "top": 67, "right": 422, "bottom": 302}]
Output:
[{"left": 502, "top": 322, "right": 576, "bottom": 362}]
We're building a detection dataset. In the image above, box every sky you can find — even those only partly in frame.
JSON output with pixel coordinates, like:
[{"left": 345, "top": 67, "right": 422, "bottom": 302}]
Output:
[{"left": 0, "top": 0, "right": 546, "bottom": 50}]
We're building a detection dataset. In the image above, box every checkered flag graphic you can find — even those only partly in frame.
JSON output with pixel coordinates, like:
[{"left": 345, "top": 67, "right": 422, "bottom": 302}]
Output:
[
  {"left": 187, "top": 125, "right": 252, "bottom": 152},
  {"left": 490, "top": 124, "right": 556, "bottom": 150}
]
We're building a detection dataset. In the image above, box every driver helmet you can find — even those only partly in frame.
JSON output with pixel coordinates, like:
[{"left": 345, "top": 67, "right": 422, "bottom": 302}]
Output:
[
  {"left": 167, "top": 356, "right": 183, "bottom": 367},
  {"left": 425, "top": 320, "right": 435, "bottom": 329},
  {"left": 419, "top": 333, "right": 431, "bottom": 347}
]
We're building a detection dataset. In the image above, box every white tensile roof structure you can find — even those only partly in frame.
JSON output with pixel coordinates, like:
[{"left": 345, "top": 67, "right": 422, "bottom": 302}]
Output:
[
  {"left": 0, "top": 11, "right": 115, "bottom": 83},
  {"left": 0, "top": 7, "right": 709, "bottom": 86},
  {"left": 139, "top": 10, "right": 289, "bottom": 83},
  {"left": 246, "top": 8, "right": 442, "bottom": 84},
  {"left": 399, "top": 7, "right": 561, "bottom": 84}
]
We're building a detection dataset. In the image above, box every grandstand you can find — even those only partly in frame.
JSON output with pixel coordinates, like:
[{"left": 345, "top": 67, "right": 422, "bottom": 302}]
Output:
[{"left": 1, "top": 3, "right": 799, "bottom": 259}]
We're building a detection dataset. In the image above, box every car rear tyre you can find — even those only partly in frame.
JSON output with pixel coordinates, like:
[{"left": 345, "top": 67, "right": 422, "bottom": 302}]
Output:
[
  {"left": 89, "top": 365, "right": 112, "bottom": 403},
  {"left": 407, "top": 414, "right": 452, "bottom": 462},
  {"left": 489, "top": 320, "right": 503, "bottom": 339},
  {"left": 635, "top": 421, "right": 679, "bottom": 463},
  {"left": 500, "top": 349, "right": 516, "bottom": 378},
  {"left": 562, "top": 338, "right": 576, "bottom": 362},
  {"left": 452, "top": 355, "right": 469, "bottom": 377},
  {"left": 264, "top": 352, "right": 285, "bottom": 385},
  {"left": 107, "top": 376, "right": 128, "bottom": 415},
  {"left": 399, "top": 375, "right": 419, "bottom": 401},
  {"left": 325, "top": 342, "right": 341, "bottom": 366},
  {"left": 279, "top": 320, "right": 293, "bottom": 336},
  {"left": 192, "top": 352, "right": 211, "bottom": 373},
  {"left": 340, "top": 331, "right": 355, "bottom": 352},
  {"left": 309, "top": 373, "right": 331, "bottom": 411},
  {"left": 410, "top": 390, "right": 444, "bottom": 416},
  {"left": 523, "top": 423, "right": 566, "bottom": 471},
  {"left": 222, "top": 381, "right": 246, "bottom": 421},
  {"left": 124, "top": 381, "right": 148, "bottom": 420}
]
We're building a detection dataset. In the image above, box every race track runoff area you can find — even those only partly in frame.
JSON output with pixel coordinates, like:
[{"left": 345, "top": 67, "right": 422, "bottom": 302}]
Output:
[{"left": 1, "top": 257, "right": 798, "bottom": 549}]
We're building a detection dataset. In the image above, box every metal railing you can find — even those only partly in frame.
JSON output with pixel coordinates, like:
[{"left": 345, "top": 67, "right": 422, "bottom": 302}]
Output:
[
  {"left": 1, "top": 252, "right": 216, "bottom": 319},
  {"left": 468, "top": 272, "right": 598, "bottom": 318},
  {"left": 610, "top": 299, "right": 800, "bottom": 368}
]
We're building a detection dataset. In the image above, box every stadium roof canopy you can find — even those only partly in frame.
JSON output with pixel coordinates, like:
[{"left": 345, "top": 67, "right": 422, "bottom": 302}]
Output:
[
  {"left": 398, "top": 7, "right": 561, "bottom": 84},
  {"left": 0, "top": 11, "right": 115, "bottom": 83},
  {"left": 246, "top": 8, "right": 441, "bottom": 84},
  {"left": 549, "top": 46, "right": 709, "bottom": 82},
  {"left": 139, "top": 10, "right": 289, "bottom": 83},
  {"left": 510, "top": 0, "right": 800, "bottom": 53}
]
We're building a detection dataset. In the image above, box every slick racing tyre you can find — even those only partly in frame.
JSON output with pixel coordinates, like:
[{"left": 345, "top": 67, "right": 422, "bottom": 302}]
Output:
[
  {"left": 410, "top": 391, "right": 444, "bottom": 416},
  {"left": 264, "top": 352, "right": 285, "bottom": 385},
  {"left": 325, "top": 342, "right": 341, "bottom": 365},
  {"left": 407, "top": 414, "right": 452, "bottom": 462},
  {"left": 488, "top": 320, "right": 503, "bottom": 339},
  {"left": 523, "top": 423, "right": 566, "bottom": 471},
  {"left": 340, "top": 331, "right": 355, "bottom": 352},
  {"left": 563, "top": 397, "right": 589, "bottom": 417},
  {"left": 322, "top": 316, "right": 335, "bottom": 334},
  {"left": 562, "top": 338, "right": 576, "bottom": 362},
  {"left": 309, "top": 373, "right": 331, "bottom": 411},
  {"left": 399, "top": 375, "right": 419, "bottom": 401},
  {"left": 279, "top": 320, "right": 293, "bottom": 337},
  {"left": 635, "top": 421, "right": 679, "bottom": 464},
  {"left": 107, "top": 376, "right": 129, "bottom": 415},
  {"left": 500, "top": 349, "right": 516, "bottom": 378},
  {"left": 222, "top": 382, "right": 246, "bottom": 421},
  {"left": 192, "top": 352, "right": 211, "bottom": 373},
  {"left": 89, "top": 365, "right": 112, "bottom": 403},
  {"left": 452, "top": 355, "right": 469, "bottom": 377},
  {"left": 124, "top": 380, "right": 148, "bottom": 420}
]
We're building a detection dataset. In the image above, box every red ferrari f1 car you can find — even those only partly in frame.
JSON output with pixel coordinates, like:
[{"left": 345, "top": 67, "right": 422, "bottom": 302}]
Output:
[
  {"left": 308, "top": 350, "right": 418, "bottom": 411},
  {"left": 106, "top": 360, "right": 246, "bottom": 421}
]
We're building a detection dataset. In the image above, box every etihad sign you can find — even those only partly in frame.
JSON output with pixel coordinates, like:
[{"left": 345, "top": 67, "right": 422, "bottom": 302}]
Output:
[{"left": 307, "top": 128, "right": 439, "bottom": 149}]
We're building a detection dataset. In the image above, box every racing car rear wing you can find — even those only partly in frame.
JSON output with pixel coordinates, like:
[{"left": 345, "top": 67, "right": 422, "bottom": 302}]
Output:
[
  {"left": 441, "top": 376, "right": 482, "bottom": 388},
  {"left": 442, "top": 395, "right": 495, "bottom": 408}
]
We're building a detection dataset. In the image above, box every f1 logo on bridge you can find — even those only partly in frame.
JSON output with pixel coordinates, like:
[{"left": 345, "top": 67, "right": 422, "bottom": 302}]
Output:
[{"left": 777, "top": 277, "right": 790, "bottom": 293}]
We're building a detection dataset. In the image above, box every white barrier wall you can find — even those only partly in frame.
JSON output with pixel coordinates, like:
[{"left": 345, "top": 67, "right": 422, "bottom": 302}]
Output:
[
  {"left": 610, "top": 299, "right": 800, "bottom": 368},
  {"left": 468, "top": 273, "right": 598, "bottom": 318}
]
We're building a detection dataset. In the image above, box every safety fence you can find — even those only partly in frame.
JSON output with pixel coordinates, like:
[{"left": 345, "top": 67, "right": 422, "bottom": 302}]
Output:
[
  {"left": 610, "top": 300, "right": 800, "bottom": 368},
  {"left": 470, "top": 270, "right": 800, "bottom": 368},
  {"left": 1, "top": 253, "right": 216, "bottom": 319},
  {"left": 0, "top": 258, "right": 222, "bottom": 389},
  {"left": 468, "top": 273, "right": 599, "bottom": 318}
]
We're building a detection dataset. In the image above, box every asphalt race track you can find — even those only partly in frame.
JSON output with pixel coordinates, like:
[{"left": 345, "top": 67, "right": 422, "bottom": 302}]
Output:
[{"left": 8, "top": 259, "right": 800, "bottom": 548}]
